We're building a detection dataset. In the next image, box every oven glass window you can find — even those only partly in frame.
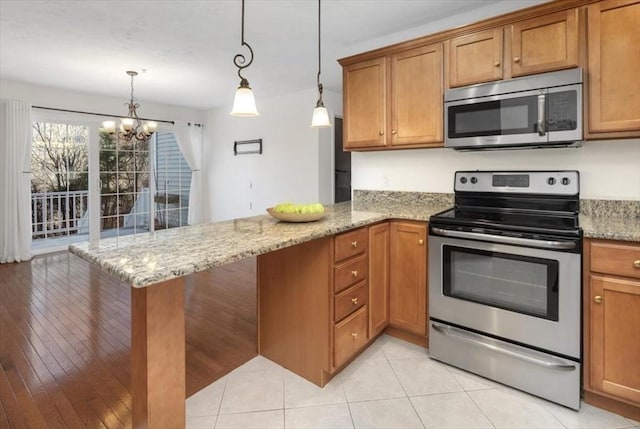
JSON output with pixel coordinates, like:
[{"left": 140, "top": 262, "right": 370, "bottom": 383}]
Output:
[
  {"left": 448, "top": 95, "right": 539, "bottom": 137},
  {"left": 443, "top": 246, "right": 559, "bottom": 321}
]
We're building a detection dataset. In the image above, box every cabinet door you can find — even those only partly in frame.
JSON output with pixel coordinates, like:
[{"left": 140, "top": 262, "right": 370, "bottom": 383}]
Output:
[
  {"left": 389, "top": 43, "right": 443, "bottom": 146},
  {"left": 448, "top": 28, "right": 503, "bottom": 87},
  {"left": 587, "top": 0, "right": 640, "bottom": 136},
  {"left": 389, "top": 221, "right": 427, "bottom": 336},
  {"left": 343, "top": 57, "right": 387, "bottom": 149},
  {"left": 589, "top": 274, "right": 640, "bottom": 404},
  {"left": 510, "top": 9, "right": 578, "bottom": 77},
  {"left": 369, "top": 222, "right": 389, "bottom": 337}
]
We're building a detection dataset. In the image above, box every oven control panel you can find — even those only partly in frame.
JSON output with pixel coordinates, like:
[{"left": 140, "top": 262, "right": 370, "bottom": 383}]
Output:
[{"left": 455, "top": 171, "right": 579, "bottom": 195}]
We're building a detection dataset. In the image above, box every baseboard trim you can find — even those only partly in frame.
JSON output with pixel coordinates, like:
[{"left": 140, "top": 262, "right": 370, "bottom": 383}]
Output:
[{"left": 583, "top": 390, "right": 640, "bottom": 421}]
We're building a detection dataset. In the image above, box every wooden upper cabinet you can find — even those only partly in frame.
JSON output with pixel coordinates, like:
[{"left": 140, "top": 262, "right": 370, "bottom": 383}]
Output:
[
  {"left": 510, "top": 9, "right": 579, "bottom": 77},
  {"left": 389, "top": 43, "right": 443, "bottom": 146},
  {"left": 586, "top": 0, "right": 640, "bottom": 137},
  {"left": 448, "top": 28, "right": 503, "bottom": 87},
  {"left": 343, "top": 57, "right": 387, "bottom": 149},
  {"left": 342, "top": 43, "right": 443, "bottom": 151}
]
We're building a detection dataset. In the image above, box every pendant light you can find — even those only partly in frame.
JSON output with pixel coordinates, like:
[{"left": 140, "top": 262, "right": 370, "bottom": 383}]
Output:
[
  {"left": 311, "top": 0, "right": 331, "bottom": 128},
  {"left": 230, "top": 0, "right": 259, "bottom": 116}
]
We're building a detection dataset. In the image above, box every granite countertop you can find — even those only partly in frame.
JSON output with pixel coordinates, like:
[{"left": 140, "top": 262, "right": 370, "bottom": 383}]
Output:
[
  {"left": 68, "top": 191, "right": 638, "bottom": 288},
  {"left": 580, "top": 214, "right": 640, "bottom": 242},
  {"left": 69, "top": 198, "right": 452, "bottom": 288}
]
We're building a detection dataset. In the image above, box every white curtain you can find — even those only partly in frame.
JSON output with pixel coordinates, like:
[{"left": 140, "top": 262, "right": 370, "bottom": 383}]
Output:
[
  {"left": 0, "top": 99, "right": 33, "bottom": 263},
  {"left": 173, "top": 120, "right": 203, "bottom": 225}
]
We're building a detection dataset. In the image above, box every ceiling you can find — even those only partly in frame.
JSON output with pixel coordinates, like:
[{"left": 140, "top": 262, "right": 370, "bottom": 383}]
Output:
[{"left": 1, "top": 0, "right": 540, "bottom": 111}]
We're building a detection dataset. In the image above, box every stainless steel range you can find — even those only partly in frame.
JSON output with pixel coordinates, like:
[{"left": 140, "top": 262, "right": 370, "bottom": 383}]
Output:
[{"left": 428, "top": 170, "right": 582, "bottom": 410}]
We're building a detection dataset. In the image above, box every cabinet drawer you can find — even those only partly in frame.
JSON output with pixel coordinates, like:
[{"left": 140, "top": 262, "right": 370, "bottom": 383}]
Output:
[
  {"left": 335, "top": 228, "right": 368, "bottom": 263},
  {"left": 590, "top": 241, "right": 640, "bottom": 279},
  {"left": 335, "top": 255, "right": 368, "bottom": 293},
  {"left": 334, "top": 306, "right": 368, "bottom": 368},
  {"left": 335, "top": 282, "right": 367, "bottom": 322}
]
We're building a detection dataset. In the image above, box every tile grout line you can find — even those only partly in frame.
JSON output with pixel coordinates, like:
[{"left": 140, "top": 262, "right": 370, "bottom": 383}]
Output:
[
  {"left": 463, "top": 390, "right": 498, "bottom": 429},
  {"left": 383, "top": 346, "right": 427, "bottom": 429},
  {"left": 212, "top": 376, "right": 228, "bottom": 429}
]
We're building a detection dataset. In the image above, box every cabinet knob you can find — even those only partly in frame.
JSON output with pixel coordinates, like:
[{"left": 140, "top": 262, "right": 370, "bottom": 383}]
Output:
[
  {"left": 418, "top": 239, "right": 424, "bottom": 245},
  {"left": 351, "top": 270, "right": 358, "bottom": 277},
  {"left": 351, "top": 241, "right": 357, "bottom": 248},
  {"left": 391, "top": 129, "right": 397, "bottom": 135},
  {"left": 634, "top": 260, "right": 640, "bottom": 268},
  {"left": 513, "top": 57, "right": 521, "bottom": 63},
  {"left": 352, "top": 297, "right": 359, "bottom": 305},
  {"left": 594, "top": 295, "right": 602, "bottom": 304},
  {"left": 351, "top": 332, "right": 358, "bottom": 339},
  {"left": 379, "top": 130, "right": 384, "bottom": 136},
  {"left": 494, "top": 61, "right": 501, "bottom": 67}
]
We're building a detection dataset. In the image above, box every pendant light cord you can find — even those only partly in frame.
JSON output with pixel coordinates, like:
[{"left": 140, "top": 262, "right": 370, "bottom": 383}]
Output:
[
  {"left": 233, "top": 0, "right": 255, "bottom": 81},
  {"left": 317, "top": 0, "right": 323, "bottom": 99}
]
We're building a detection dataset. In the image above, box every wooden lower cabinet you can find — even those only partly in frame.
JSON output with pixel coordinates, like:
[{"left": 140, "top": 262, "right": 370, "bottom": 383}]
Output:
[
  {"left": 258, "top": 237, "right": 332, "bottom": 386},
  {"left": 389, "top": 221, "right": 427, "bottom": 337},
  {"left": 584, "top": 238, "right": 640, "bottom": 420},
  {"left": 258, "top": 222, "right": 431, "bottom": 387},
  {"left": 369, "top": 222, "right": 390, "bottom": 337}
]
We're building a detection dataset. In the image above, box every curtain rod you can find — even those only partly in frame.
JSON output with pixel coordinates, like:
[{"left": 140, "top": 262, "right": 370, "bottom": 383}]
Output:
[{"left": 32, "top": 105, "right": 175, "bottom": 125}]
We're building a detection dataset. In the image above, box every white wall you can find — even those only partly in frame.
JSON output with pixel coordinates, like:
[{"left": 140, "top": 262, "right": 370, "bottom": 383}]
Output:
[
  {"left": 203, "top": 88, "right": 342, "bottom": 222},
  {"left": 352, "top": 140, "right": 640, "bottom": 200},
  {"left": 0, "top": 79, "right": 205, "bottom": 125}
]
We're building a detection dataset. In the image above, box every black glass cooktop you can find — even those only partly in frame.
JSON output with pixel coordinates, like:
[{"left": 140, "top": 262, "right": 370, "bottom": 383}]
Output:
[{"left": 431, "top": 207, "right": 580, "bottom": 236}]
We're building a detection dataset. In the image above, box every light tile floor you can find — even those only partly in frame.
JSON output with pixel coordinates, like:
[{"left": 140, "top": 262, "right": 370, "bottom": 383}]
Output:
[{"left": 186, "top": 334, "right": 640, "bottom": 429}]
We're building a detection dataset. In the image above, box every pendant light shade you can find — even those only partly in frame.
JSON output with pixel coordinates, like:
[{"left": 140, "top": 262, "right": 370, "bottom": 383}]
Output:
[
  {"left": 311, "top": 0, "right": 331, "bottom": 128},
  {"left": 230, "top": 0, "right": 259, "bottom": 116},
  {"left": 311, "top": 101, "right": 331, "bottom": 128},
  {"left": 231, "top": 78, "right": 259, "bottom": 116}
]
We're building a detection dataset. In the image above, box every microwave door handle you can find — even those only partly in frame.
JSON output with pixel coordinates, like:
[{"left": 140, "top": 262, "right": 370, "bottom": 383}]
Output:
[{"left": 537, "top": 92, "right": 546, "bottom": 136}]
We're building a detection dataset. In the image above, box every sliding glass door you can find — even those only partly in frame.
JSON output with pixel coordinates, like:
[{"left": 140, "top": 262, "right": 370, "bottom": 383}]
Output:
[
  {"left": 30, "top": 117, "right": 191, "bottom": 253},
  {"left": 31, "top": 121, "right": 90, "bottom": 251},
  {"left": 99, "top": 132, "right": 152, "bottom": 238}
]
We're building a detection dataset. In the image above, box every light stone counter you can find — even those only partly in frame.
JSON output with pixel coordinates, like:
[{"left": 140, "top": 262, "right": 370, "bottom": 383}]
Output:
[{"left": 69, "top": 198, "right": 452, "bottom": 288}]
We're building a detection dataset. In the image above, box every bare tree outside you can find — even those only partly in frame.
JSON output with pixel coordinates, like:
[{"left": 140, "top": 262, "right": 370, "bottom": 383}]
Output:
[{"left": 31, "top": 122, "right": 89, "bottom": 239}]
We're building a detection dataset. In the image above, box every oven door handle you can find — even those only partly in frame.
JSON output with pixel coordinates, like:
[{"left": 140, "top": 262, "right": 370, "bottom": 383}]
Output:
[
  {"left": 430, "top": 227, "right": 575, "bottom": 250},
  {"left": 431, "top": 323, "right": 577, "bottom": 371}
]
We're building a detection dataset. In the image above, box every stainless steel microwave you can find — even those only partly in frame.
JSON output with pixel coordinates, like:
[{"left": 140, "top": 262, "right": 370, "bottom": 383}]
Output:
[{"left": 444, "top": 68, "right": 583, "bottom": 150}]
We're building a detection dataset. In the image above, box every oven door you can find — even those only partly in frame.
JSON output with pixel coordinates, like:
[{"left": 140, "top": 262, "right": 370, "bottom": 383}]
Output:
[{"left": 428, "top": 234, "right": 581, "bottom": 359}]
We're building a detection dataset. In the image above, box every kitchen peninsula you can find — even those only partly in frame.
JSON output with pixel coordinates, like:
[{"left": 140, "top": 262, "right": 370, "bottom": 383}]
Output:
[{"left": 69, "top": 194, "right": 639, "bottom": 427}]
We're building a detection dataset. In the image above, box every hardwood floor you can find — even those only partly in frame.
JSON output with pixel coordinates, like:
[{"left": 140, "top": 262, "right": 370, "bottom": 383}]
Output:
[{"left": 0, "top": 252, "right": 257, "bottom": 428}]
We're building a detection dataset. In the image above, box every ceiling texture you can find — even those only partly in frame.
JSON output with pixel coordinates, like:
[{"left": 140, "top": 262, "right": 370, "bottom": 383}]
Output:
[{"left": 1, "top": 0, "right": 540, "bottom": 110}]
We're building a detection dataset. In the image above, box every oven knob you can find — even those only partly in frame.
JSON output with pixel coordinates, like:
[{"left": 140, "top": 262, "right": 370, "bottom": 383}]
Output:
[
  {"left": 561, "top": 177, "right": 571, "bottom": 186},
  {"left": 547, "top": 177, "right": 556, "bottom": 185},
  {"left": 460, "top": 177, "right": 467, "bottom": 184},
  {"left": 470, "top": 176, "right": 478, "bottom": 184}
]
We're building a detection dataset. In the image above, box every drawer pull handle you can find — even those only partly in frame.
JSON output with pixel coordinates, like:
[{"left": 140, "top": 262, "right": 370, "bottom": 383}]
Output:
[
  {"left": 379, "top": 130, "right": 384, "bottom": 136},
  {"left": 494, "top": 61, "right": 500, "bottom": 67},
  {"left": 391, "top": 129, "right": 397, "bottom": 135},
  {"left": 351, "top": 332, "right": 358, "bottom": 339},
  {"left": 514, "top": 56, "right": 521, "bottom": 63},
  {"left": 594, "top": 295, "right": 602, "bottom": 304},
  {"left": 634, "top": 260, "right": 640, "bottom": 268},
  {"left": 418, "top": 239, "right": 424, "bottom": 245},
  {"left": 351, "top": 270, "right": 358, "bottom": 277},
  {"left": 351, "top": 241, "right": 358, "bottom": 248},
  {"left": 352, "top": 297, "right": 359, "bottom": 305}
]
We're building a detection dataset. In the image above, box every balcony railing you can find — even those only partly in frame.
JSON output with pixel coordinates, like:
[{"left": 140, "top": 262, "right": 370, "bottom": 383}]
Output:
[{"left": 31, "top": 190, "right": 89, "bottom": 240}]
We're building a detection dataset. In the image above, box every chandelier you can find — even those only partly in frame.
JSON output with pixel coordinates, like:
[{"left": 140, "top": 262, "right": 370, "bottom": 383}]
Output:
[{"left": 100, "top": 71, "right": 158, "bottom": 142}]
